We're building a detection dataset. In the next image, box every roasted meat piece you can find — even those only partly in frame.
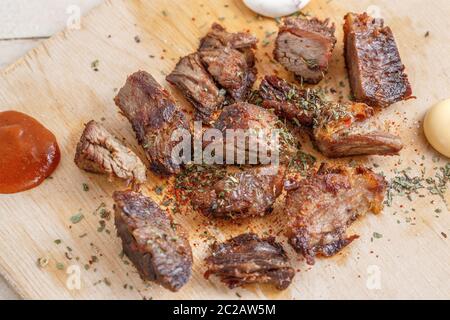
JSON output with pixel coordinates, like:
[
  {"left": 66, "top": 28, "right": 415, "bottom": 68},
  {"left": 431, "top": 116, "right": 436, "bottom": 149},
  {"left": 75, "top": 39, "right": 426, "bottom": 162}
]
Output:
[
  {"left": 199, "top": 22, "right": 258, "bottom": 50},
  {"left": 259, "top": 75, "right": 403, "bottom": 157},
  {"left": 189, "top": 164, "right": 285, "bottom": 219},
  {"left": 285, "top": 164, "right": 386, "bottom": 264},
  {"left": 214, "top": 103, "right": 278, "bottom": 132},
  {"left": 113, "top": 190, "right": 193, "bottom": 292},
  {"left": 208, "top": 102, "right": 290, "bottom": 164},
  {"left": 74, "top": 120, "right": 146, "bottom": 184},
  {"left": 199, "top": 48, "right": 255, "bottom": 101},
  {"left": 199, "top": 23, "right": 257, "bottom": 101},
  {"left": 312, "top": 102, "right": 403, "bottom": 157},
  {"left": 205, "top": 233, "right": 295, "bottom": 290},
  {"left": 166, "top": 53, "right": 225, "bottom": 123},
  {"left": 259, "top": 75, "right": 323, "bottom": 127},
  {"left": 114, "top": 71, "right": 190, "bottom": 175},
  {"left": 274, "top": 17, "right": 336, "bottom": 84},
  {"left": 344, "top": 13, "right": 413, "bottom": 107}
]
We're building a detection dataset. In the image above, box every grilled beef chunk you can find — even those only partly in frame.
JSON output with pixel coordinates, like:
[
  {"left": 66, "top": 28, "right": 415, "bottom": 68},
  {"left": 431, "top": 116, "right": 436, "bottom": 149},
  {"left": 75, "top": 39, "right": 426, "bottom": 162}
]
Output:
[
  {"left": 74, "top": 120, "right": 146, "bottom": 184},
  {"left": 166, "top": 53, "right": 225, "bottom": 124},
  {"left": 190, "top": 164, "right": 285, "bottom": 219},
  {"left": 313, "top": 102, "right": 403, "bottom": 157},
  {"left": 208, "top": 102, "right": 289, "bottom": 164},
  {"left": 259, "top": 75, "right": 323, "bottom": 127},
  {"left": 178, "top": 102, "right": 290, "bottom": 219},
  {"left": 199, "top": 23, "right": 257, "bottom": 101},
  {"left": 214, "top": 102, "right": 277, "bottom": 131},
  {"left": 114, "top": 71, "right": 189, "bottom": 175},
  {"left": 286, "top": 164, "right": 386, "bottom": 264},
  {"left": 199, "top": 23, "right": 258, "bottom": 50},
  {"left": 113, "top": 190, "right": 192, "bottom": 292},
  {"left": 274, "top": 17, "right": 336, "bottom": 84},
  {"left": 205, "top": 233, "right": 295, "bottom": 290},
  {"left": 200, "top": 48, "right": 255, "bottom": 101},
  {"left": 344, "top": 13, "right": 412, "bottom": 107},
  {"left": 259, "top": 75, "right": 403, "bottom": 157}
]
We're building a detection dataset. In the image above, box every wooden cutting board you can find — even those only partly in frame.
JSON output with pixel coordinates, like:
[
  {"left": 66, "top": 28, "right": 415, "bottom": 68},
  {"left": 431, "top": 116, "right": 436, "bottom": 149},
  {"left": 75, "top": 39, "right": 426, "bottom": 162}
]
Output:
[{"left": 0, "top": 0, "right": 449, "bottom": 300}]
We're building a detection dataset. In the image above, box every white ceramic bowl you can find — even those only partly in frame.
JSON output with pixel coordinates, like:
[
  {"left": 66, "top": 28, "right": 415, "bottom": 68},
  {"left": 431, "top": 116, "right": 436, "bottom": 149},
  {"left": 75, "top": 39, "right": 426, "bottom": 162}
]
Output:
[{"left": 243, "top": 0, "right": 312, "bottom": 18}]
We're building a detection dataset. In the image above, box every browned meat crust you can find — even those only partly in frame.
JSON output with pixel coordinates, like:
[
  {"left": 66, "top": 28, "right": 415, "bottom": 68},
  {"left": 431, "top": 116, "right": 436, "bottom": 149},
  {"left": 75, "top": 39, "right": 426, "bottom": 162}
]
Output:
[
  {"left": 286, "top": 164, "right": 386, "bottom": 264},
  {"left": 205, "top": 233, "right": 295, "bottom": 290},
  {"left": 199, "top": 22, "right": 258, "bottom": 51},
  {"left": 199, "top": 47, "right": 256, "bottom": 101},
  {"left": 166, "top": 53, "right": 225, "bottom": 124},
  {"left": 209, "top": 102, "right": 287, "bottom": 164},
  {"left": 274, "top": 17, "right": 336, "bottom": 84},
  {"left": 344, "top": 13, "right": 413, "bottom": 107},
  {"left": 259, "top": 75, "right": 323, "bottom": 127},
  {"left": 190, "top": 164, "right": 286, "bottom": 219},
  {"left": 114, "top": 71, "right": 190, "bottom": 176},
  {"left": 113, "top": 190, "right": 193, "bottom": 292},
  {"left": 259, "top": 75, "right": 403, "bottom": 157},
  {"left": 214, "top": 102, "right": 278, "bottom": 132},
  {"left": 199, "top": 23, "right": 258, "bottom": 101},
  {"left": 74, "top": 120, "right": 146, "bottom": 184},
  {"left": 313, "top": 102, "right": 404, "bottom": 157}
]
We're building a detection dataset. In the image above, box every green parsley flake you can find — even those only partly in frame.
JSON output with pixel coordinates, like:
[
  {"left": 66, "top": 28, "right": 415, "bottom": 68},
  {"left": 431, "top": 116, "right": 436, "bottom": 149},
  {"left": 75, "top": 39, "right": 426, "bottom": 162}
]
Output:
[
  {"left": 373, "top": 232, "right": 383, "bottom": 239},
  {"left": 91, "top": 59, "right": 99, "bottom": 72},
  {"left": 70, "top": 212, "right": 84, "bottom": 224},
  {"left": 38, "top": 257, "right": 49, "bottom": 268}
]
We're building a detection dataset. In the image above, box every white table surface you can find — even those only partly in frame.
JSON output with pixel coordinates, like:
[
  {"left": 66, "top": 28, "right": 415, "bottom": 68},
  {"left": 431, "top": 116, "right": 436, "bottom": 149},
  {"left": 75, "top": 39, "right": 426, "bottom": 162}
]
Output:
[{"left": 0, "top": 0, "right": 103, "bottom": 300}]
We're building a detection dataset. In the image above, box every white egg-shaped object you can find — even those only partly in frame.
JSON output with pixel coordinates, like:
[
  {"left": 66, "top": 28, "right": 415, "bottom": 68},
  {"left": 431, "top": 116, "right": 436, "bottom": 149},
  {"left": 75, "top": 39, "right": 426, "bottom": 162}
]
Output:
[{"left": 423, "top": 99, "right": 450, "bottom": 158}]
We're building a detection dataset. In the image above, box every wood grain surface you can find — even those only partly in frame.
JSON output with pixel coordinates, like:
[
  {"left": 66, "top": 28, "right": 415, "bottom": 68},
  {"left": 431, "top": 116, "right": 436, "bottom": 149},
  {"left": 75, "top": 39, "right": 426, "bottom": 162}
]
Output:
[
  {"left": 0, "top": 0, "right": 103, "bottom": 298},
  {"left": 0, "top": 0, "right": 449, "bottom": 300}
]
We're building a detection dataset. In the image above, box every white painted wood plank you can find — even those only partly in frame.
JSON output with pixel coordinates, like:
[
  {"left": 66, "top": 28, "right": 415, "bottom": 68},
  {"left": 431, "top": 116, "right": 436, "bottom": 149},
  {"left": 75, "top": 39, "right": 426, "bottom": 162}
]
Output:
[
  {"left": 0, "top": 40, "right": 41, "bottom": 69},
  {"left": 0, "top": 0, "right": 103, "bottom": 39}
]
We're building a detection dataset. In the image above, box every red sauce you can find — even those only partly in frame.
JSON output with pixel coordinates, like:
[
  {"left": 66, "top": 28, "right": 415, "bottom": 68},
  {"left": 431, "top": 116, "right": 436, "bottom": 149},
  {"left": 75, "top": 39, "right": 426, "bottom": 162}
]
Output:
[{"left": 0, "top": 111, "right": 60, "bottom": 194}]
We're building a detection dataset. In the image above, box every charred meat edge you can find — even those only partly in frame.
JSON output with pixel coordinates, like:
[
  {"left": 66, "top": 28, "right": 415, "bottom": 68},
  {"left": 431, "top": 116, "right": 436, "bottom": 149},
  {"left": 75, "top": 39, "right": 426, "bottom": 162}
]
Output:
[
  {"left": 259, "top": 75, "right": 322, "bottom": 127},
  {"left": 190, "top": 164, "right": 286, "bottom": 219},
  {"left": 114, "top": 71, "right": 190, "bottom": 176},
  {"left": 343, "top": 12, "right": 412, "bottom": 107},
  {"left": 166, "top": 53, "right": 225, "bottom": 124},
  {"left": 113, "top": 190, "right": 193, "bottom": 292},
  {"left": 259, "top": 75, "right": 403, "bottom": 157},
  {"left": 286, "top": 164, "right": 386, "bottom": 264},
  {"left": 205, "top": 233, "right": 295, "bottom": 290},
  {"left": 199, "top": 23, "right": 258, "bottom": 101},
  {"left": 208, "top": 102, "right": 286, "bottom": 163}
]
